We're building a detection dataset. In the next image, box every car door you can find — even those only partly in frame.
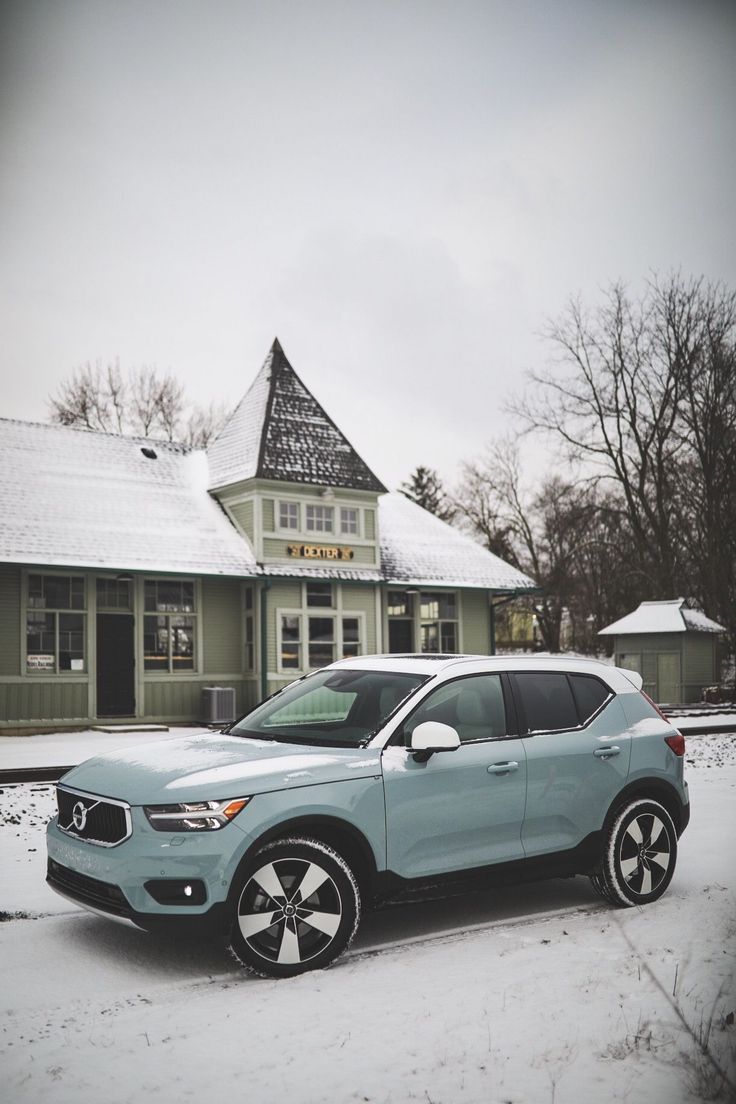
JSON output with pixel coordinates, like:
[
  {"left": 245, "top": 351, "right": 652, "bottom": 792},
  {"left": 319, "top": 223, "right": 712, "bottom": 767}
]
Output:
[
  {"left": 382, "top": 673, "right": 527, "bottom": 879},
  {"left": 512, "top": 671, "right": 632, "bottom": 857}
]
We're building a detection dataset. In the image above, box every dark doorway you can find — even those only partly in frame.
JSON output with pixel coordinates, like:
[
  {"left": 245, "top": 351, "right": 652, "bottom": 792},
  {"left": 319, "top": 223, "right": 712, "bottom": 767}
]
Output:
[{"left": 97, "top": 614, "right": 135, "bottom": 717}]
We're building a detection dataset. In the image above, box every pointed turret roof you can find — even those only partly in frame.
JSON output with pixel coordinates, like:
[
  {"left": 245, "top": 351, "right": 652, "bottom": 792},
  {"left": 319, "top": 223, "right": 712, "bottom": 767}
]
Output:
[{"left": 207, "top": 339, "right": 386, "bottom": 492}]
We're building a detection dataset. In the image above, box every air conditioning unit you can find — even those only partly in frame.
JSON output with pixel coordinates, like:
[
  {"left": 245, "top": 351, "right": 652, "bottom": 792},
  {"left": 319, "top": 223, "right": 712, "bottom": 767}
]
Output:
[{"left": 201, "top": 686, "right": 236, "bottom": 725}]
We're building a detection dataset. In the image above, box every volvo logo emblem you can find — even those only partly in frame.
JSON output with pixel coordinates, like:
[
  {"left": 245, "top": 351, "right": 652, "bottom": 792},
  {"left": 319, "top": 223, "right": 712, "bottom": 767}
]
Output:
[{"left": 72, "top": 801, "right": 89, "bottom": 831}]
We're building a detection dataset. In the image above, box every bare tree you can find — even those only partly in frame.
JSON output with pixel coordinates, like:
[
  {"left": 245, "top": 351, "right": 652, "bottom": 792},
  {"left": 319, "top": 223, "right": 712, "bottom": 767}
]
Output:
[
  {"left": 49, "top": 361, "right": 229, "bottom": 447},
  {"left": 510, "top": 273, "right": 736, "bottom": 672}
]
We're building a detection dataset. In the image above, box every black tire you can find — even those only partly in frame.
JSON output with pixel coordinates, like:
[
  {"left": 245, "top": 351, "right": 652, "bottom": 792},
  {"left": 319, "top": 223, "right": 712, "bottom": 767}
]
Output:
[
  {"left": 227, "top": 836, "right": 361, "bottom": 978},
  {"left": 591, "top": 799, "right": 678, "bottom": 908}
]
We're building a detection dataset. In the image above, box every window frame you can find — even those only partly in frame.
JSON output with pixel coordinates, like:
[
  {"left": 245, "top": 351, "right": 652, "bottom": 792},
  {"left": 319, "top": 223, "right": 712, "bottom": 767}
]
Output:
[
  {"left": 339, "top": 506, "right": 361, "bottom": 537},
  {"left": 142, "top": 577, "right": 199, "bottom": 675},
  {"left": 419, "top": 590, "right": 459, "bottom": 655},
  {"left": 276, "top": 601, "right": 367, "bottom": 675},
  {"left": 305, "top": 503, "right": 335, "bottom": 534},
  {"left": 277, "top": 500, "right": 300, "bottom": 531},
  {"left": 391, "top": 671, "right": 518, "bottom": 747},
  {"left": 24, "top": 571, "right": 87, "bottom": 676},
  {"left": 509, "top": 670, "right": 613, "bottom": 736}
]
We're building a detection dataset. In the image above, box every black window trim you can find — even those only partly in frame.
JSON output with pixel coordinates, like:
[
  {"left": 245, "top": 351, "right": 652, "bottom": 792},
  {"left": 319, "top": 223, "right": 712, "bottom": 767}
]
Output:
[
  {"left": 388, "top": 671, "right": 519, "bottom": 749},
  {"left": 509, "top": 670, "right": 614, "bottom": 737}
]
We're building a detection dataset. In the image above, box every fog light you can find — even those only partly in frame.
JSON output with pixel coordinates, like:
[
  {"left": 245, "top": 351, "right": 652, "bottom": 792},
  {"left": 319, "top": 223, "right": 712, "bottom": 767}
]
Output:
[{"left": 144, "top": 879, "right": 207, "bottom": 906}]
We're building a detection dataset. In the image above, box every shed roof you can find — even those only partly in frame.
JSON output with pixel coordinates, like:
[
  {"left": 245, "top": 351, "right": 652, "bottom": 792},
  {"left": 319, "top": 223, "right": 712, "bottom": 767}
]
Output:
[
  {"left": 598, "top": 598, "right": 725, "bottom": 636},
  {"left": 207, "top": 339, "right": 386, "bottom": 493},
  {"left": 0, "top": 418, "right": 258, "bottom": 577}
]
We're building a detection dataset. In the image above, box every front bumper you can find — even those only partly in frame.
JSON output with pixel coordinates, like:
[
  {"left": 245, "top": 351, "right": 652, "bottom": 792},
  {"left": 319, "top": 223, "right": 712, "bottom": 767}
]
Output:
[{"left": 46, "top": 806, "right": 252, "bottom": 927}]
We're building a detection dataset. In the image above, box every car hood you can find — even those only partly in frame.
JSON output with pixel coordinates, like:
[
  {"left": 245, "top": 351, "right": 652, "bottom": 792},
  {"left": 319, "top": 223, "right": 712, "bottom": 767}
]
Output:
[{"left": 59, "top": 734, "right": 383, "bottom": 805}]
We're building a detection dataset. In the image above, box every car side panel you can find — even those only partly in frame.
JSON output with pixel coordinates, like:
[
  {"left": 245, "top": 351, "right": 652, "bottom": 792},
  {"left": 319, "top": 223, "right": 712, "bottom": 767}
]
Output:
[
  {"left": 382, "top": 739, "right": 528, "bottom": 878},
  {"left": 521, "top": 696, "right": 632, "bottom": 856}
]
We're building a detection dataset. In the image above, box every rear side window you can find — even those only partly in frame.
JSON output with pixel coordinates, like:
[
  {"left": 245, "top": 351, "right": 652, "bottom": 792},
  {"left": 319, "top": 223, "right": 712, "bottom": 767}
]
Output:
[
  {"left": 569, "top": 674, "right": 611, "bottom": 724},
  {"left": 514, "top": 672, "right": 578, "bottom": 733}
]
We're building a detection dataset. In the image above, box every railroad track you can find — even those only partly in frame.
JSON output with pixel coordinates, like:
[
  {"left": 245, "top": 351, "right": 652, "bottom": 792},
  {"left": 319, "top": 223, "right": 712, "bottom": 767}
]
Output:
[{"left": 0, "top": 766, "right": 74, "bottom": 785}]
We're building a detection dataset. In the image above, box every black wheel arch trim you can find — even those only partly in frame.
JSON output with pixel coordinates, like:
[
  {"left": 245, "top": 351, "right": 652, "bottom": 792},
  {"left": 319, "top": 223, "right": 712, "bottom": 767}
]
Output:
[
  {"left": 231, "top": 814, "right": 381, "bottom": 903},
  {"left": 603, "top": 778, "right": 689, "bottom": 836}
]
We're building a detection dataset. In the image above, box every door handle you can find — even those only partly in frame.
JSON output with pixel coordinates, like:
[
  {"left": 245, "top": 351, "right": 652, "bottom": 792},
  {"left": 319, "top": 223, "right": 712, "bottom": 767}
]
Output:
[
  {"left": 487, "top": 761, "right": 519, "bottom": 775},
  {"left": 593, "top": 746, "right": 621, "bottom": 759}
]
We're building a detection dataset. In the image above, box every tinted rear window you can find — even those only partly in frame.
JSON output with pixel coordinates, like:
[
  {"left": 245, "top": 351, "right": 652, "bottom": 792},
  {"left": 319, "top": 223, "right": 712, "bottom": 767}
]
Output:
[
  {"left": 514, "top": 672, "right": 578, "bottom": 733},
  {"left": 569, "top": 674, "right": 611, "bottom": 724}
]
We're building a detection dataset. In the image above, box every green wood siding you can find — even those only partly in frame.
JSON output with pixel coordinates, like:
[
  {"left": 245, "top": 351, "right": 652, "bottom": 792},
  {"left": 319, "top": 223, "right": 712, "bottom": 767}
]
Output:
[
  {"left": 262, "top": 498, "right": 275, "bottom": 530},
  {"left": 228, "top": 500, "right": 255, "bottom": 541},
  {"left": 0, "top": 680, "right": 88, "bottom": 724},
  {"left": 201, "top": 578, "right": 243, "bottom": 674},
  {"left": 143, "top": 678, "right": 253, "bottom": 720},
  {"left": 681, "top": 633, "right": 717, "bottom": 702},
  {"left": 0, "top": 564, "right": 20, "bottom": 676},
  {"left": 341, "top": 584, "right": 378, "bottom": 653},
  {"left": 461, "top": 591, "right": 490, "bottom": 654},
  {"left": 364, "top": 509, "right": 375, "bottom": 539}
]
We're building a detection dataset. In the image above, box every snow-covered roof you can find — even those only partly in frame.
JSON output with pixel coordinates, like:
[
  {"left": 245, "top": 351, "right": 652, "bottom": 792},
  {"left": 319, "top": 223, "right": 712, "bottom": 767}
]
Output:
[
  {"left": 0, "top": 419, "right": 258, "bottom": 577},
  {"left": 207, "top": 339, "right": 386, "bottom": 494},
  {"left": 598, "top": 599, "right": 725, "bottom": 636},
  {"left": 0, "top": 419, "right": 538, "bottom": 594},
  {"left": 378, "top": 493, "right": 538, "bottom": 592}
]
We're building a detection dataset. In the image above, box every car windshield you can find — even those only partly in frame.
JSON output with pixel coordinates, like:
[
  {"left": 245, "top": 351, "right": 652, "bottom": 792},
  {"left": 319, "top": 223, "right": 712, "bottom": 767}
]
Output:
[{"left": 229, "top": 668, "right": 429, "bottom": 747}]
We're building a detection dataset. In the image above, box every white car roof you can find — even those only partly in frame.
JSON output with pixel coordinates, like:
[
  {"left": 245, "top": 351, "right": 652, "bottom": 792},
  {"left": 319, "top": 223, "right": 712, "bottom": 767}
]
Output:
[{"left": 327, "top": 653, "right": 641, "bottom": 694}]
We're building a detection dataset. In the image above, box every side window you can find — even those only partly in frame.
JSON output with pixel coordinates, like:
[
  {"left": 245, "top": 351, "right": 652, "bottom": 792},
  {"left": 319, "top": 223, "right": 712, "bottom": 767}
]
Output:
[
  {"left": 404, "top": 674, "right": 507, "bottom": 744},
  {"left": 569, "top": 674, "right": 611, "bottom": 724},
  {"left": 514, "top": 672, "right": 578, "bottom": 733}
]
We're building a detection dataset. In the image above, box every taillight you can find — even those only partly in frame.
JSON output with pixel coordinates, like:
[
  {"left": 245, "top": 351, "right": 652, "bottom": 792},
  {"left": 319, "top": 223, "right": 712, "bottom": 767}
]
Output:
[{"left": 665, "top": 733, "right": 686, "bottom": 756}]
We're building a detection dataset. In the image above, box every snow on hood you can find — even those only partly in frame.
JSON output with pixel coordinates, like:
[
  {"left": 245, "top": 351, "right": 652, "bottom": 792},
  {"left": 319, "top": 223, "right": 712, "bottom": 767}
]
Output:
[{"left": 60, "top": 733, "right": 382, "bottom": 806}]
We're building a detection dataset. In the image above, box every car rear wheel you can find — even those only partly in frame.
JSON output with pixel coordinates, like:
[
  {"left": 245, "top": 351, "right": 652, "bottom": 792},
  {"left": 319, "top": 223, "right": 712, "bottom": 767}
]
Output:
[
  {"left": 590, "top": 798, "right": 677, "bottom": 907},
  {"left": 227, "top": 837, "right": 361, "bottom": 977}
]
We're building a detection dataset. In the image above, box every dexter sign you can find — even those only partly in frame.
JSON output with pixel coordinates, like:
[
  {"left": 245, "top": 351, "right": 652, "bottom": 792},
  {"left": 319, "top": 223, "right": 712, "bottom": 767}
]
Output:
[{"left": 287, "top": 544, "right": 355, "bottom": 561}]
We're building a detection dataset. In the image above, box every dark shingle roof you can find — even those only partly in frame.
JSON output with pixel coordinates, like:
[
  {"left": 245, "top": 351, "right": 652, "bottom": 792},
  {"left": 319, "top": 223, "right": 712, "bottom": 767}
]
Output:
[{"left": 207, "top": 340, "right": 386, "bottom": 493}]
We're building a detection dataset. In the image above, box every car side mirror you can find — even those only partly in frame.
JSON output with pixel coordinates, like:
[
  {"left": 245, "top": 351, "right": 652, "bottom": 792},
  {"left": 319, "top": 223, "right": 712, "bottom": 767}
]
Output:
[{"left": 410, "top": 721, "right": 461, "bottom": 761}]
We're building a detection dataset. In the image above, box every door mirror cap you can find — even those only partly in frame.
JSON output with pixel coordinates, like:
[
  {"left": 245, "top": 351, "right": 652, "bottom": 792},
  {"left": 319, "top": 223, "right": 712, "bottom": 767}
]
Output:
[{"left": 410, "top": 721, "right": 461, "bottom": 753}]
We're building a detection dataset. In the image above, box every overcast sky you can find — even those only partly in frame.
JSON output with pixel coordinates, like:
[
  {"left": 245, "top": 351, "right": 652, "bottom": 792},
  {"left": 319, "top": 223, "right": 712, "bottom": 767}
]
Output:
[{"left": 1, "top": 0, "right": 734, "bottom": 491}]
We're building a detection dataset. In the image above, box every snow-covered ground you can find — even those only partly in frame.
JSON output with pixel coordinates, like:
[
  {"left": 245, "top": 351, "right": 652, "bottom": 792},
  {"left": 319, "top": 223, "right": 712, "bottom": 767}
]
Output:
[{"left": 1, "top": 733, "right": 735, "bottom": 1103}]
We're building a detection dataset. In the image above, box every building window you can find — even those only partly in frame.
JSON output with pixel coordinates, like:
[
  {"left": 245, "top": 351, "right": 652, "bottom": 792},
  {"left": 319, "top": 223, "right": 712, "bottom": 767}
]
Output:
[
  {"left": 387, "top": 590, "right": 414, "bottom": 653},
  {"left": 281, "top": 615, "right": 301, "bottom": 669},
  {"left": 340, "top": 507, "right": 359, "bottom": 536},
  {"left": 420, "top": 592, "right": 458, "bottom": 653},
  {"left": 244, "top": 587, "right": 255, "bottom": 671},
  {"left": 279, "top": 501, "right": 299, "bottom": 530},
  {"left": 306, "top": 504, "right": 333, "bottom": 533},
  {"left": 26, "top": 574, "right": 86, "bottom": 672},
  {"left": 308, "top": 617, "right": 335, "bottom": 668},
  {"left": 96, "top": 577, "right": 132, "bottom": 610},
  {"left": 278, "top": 597, "right": 364, "bottom": 672},
  {"left": 144, "top": 579, "right": 196, "bottom": 672},
  {"left": 342, "top": 617, "right": 360, "bottom": 658},
  {"left": 306, "top": 582, "right": 333, "bottom": 608}
]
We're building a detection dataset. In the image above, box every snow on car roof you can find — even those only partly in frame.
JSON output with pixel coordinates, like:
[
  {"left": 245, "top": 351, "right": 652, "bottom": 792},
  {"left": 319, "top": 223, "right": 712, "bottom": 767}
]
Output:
[{"left": 598, "top": 598, "right": 725, "bottom": 636}]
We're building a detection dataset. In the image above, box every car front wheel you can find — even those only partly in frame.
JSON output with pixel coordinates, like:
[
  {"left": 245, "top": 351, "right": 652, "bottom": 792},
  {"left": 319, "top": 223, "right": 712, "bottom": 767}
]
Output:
[
  {"left": 590, "top": 798, "right": 678, "bottom": 907},
  {"left": 227, "top": 836, "right": 361, "bottom": 977}
]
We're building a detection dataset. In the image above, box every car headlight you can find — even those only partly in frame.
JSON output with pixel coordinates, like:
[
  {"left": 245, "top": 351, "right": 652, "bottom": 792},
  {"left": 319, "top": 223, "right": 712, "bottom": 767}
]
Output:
[{"left": 143, "top": 797, "right": 251, "bottom": 832}]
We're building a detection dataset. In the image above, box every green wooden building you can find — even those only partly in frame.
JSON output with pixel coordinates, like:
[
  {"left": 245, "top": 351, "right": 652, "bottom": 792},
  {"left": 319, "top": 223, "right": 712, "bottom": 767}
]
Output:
[
  {"left": 0, "top": 340, "right": 537, "bottom": 732},
  {"left": 598, "top": 598, "right": 725, "bottom": 705}
]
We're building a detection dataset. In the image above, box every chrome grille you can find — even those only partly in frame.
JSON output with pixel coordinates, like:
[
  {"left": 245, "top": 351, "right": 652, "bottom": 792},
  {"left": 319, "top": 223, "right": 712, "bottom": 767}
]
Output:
[{"left": 56, "top": 785, "right": 131, "bottom": 847}]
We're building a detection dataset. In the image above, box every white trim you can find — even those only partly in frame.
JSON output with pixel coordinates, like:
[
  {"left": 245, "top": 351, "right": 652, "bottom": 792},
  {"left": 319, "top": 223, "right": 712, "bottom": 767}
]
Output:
[{"left": 275, "top": 587, "right": 367, "bottom": 675}]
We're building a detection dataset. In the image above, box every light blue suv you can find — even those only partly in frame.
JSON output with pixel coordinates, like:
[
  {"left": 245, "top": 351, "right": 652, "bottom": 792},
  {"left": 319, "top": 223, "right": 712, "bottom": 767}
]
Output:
[{"left": 47, "top": 655, "right": 689, "bottom": 977}]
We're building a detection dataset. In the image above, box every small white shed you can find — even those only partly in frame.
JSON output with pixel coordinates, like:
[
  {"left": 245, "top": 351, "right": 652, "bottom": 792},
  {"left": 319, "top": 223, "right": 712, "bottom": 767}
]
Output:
[{"left": 598, "top": 598, "right": 725, "bottom": 705}]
